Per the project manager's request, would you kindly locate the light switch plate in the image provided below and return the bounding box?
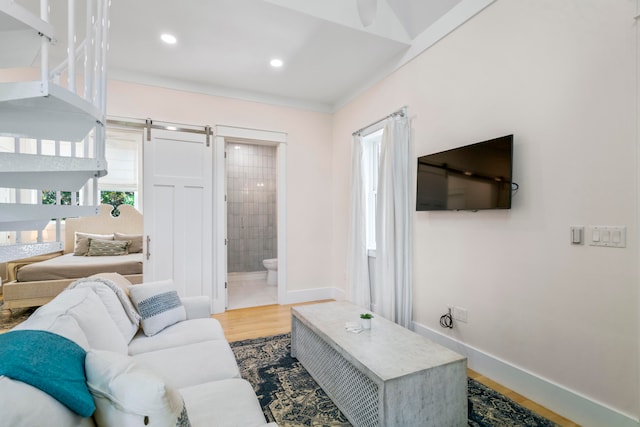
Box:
[589,226,626,248]
[570,226,584,245]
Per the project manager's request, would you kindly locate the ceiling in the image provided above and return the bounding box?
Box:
[22,0,493,112]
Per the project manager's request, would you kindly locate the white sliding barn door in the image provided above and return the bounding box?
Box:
[143,129,213,303]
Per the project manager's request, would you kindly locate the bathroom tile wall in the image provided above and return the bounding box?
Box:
[226,142,277,273]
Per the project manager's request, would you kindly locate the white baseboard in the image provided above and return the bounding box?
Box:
[281,286,344,305]
[411,321,639,427]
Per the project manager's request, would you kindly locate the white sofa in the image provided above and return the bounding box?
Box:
[0,273,276,427]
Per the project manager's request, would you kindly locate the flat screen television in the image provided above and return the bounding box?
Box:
[416,134,513,211]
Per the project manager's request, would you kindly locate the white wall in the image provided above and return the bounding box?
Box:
[106,81,334,293]
[332,0,638,425]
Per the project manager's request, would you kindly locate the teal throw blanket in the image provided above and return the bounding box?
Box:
[0,330,95,417]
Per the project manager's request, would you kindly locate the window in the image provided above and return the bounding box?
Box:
[98,128,143,215]
[362,128,383,251]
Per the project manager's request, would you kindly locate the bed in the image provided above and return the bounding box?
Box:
[2,204,144,310]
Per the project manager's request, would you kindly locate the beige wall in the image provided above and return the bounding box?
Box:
[107,81,334,292]
[332,0,638,424]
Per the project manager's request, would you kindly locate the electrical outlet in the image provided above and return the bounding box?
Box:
[453,306,468,323]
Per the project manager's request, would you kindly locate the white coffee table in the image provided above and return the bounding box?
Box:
[291,301,467,427]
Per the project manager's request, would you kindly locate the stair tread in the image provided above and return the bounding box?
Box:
[0,204,99,232]
[0,81,104,141]
[0,153,106,171]
[0,242,64,264]
[0,0,56,40]
[0,153,106,191]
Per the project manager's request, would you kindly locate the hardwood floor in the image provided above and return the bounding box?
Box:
[212,300,326,342]
[213,302,580,427]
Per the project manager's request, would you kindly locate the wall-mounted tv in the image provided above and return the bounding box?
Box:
[416,135,513,211]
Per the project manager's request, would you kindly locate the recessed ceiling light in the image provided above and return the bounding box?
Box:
[161,34,177,44]
[270,58,283,68]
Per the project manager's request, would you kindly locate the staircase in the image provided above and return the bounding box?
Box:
[0,0,110,262]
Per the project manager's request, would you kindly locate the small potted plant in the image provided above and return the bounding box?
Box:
[360,313,373,329]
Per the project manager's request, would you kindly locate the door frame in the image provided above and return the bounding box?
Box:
[213,125,287,314]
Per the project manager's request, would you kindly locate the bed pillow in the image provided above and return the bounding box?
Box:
[129,281,186,337]
[115,232,143,254]
[86,238,130,256]
[86,350,191,427]
[74,232,114,256]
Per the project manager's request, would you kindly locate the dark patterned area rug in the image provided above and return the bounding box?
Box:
[231,333,559,427]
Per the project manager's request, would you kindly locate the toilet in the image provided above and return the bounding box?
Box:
[263,258,278,286]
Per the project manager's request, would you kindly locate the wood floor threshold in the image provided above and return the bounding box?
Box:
[213,301,580,427]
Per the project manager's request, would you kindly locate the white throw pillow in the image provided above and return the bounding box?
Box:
[85,350,191,427]
[129,281,186,337]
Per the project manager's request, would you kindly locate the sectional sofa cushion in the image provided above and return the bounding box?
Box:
[15,288,128,354]
[180,379,271,427]
[86,350,191,427]
[128,318,226,356]
[132,340,241,389]
[68,277,141,342]
[0,376,96,427]
[130,281,186,336]
[181,296,212,320]
[13,311,90,350]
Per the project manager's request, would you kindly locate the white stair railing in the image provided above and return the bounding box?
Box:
[0,0,110,262]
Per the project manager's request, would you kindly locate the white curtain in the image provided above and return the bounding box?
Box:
[347,133,371,309]
[374,113,413,328]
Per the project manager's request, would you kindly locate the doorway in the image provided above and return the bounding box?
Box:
[225,140,277,309]
[213,125,287,313]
